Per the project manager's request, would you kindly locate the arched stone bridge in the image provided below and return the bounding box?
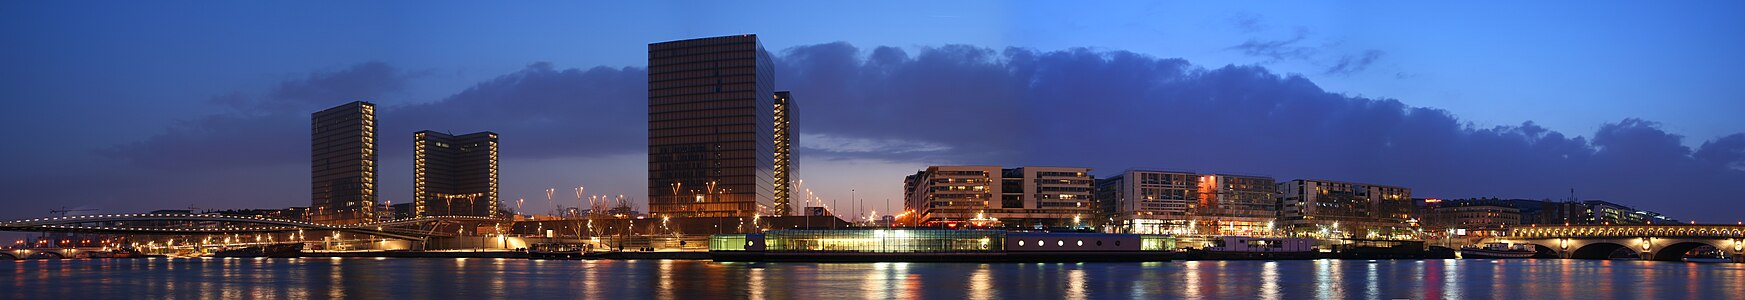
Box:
[1494,225,1745,262]
[0,213,506,242]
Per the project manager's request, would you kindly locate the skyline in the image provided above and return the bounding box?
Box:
[3,2,1744,224]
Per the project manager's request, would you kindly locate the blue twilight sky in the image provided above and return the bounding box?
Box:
[2,1,1742,223]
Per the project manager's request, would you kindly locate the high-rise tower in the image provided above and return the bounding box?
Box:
[647,34,776,218]
[414,131,499,218]
[311,101,377,224]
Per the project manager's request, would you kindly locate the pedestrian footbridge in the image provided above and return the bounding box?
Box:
[0,213,505,243]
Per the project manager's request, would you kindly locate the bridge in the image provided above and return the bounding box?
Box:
[0,213,509,259]
[1496,224,1745,262]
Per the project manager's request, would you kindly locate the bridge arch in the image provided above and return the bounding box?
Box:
[1652,241,1719,262]
[0,252,14,260]
[1570,242,1637,260]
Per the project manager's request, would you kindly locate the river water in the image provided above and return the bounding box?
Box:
[6,258,1743,299]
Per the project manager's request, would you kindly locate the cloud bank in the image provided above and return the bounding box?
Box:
[94,43,1745,221]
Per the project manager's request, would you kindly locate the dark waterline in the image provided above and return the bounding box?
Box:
[6,258,1743,299]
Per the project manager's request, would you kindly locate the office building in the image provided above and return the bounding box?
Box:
[1277,179,1413,239]
[647,34,778,218]
[414,131,499,218]
[904,166,1096,229]
[311,101,377,224]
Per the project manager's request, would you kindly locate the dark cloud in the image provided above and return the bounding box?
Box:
[88,43,1745,222]
[1694,134,1745,170]
[1325,50,1385,75]
[1227,27,1317,61]
[1227,13,1266,33]
[1227,27,1389,76]
[102,62,416,170]
[102,62,646,170]
[381,62,647,159]
[775,43,1745,221]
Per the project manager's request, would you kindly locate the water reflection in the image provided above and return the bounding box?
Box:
[7,258,1745,299]
[1065,267,1086,300]
[1260,261,1280,300]
[968,264,992,300]
[1183,261,1201,299]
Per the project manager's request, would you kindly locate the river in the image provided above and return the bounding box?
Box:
[6,258,1743,299]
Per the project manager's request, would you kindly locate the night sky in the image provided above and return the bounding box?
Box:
[3,1,1742,224]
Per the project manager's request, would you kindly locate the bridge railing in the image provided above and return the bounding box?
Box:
[1508,225,1745,238]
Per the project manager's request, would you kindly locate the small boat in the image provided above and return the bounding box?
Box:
[1683,248,1731,263]
[1461,243,1537,259]
[527,242,593,260]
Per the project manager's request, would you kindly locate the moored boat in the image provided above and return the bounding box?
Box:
[1461,243,1537,259]
[213,243,304,258]
[527,242,594,259]
[1683,247,1731,263]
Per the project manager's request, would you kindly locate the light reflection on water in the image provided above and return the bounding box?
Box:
[5,258,1745,299]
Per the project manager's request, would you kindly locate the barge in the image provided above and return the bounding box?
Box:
[709,229,1174,262]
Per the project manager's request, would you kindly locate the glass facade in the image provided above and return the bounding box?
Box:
[712,230,1175,254]
[710,234,750,251]
[311,101,377,225]
[763,230,1004,253]
[648,35,777,219]
[1141,235,1174,251]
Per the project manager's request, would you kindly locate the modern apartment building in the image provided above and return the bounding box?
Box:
[904,166,1096,229]
[1096,170,1197,234]
[1277,179,1414,238]
[1097,170,1278,235]
[1420,198,1520,237]
[311,101,377,224]
[1193,173,1279,234]
[413,131,499,218]
[647,34,780,218]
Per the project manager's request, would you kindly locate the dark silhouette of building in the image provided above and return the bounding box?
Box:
[647,34,778,218]
[414,131,499,218]
[311,101,377,224]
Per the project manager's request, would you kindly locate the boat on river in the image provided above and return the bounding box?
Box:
[213,243,304,258]
[1460,243,1537,259]
[526,242,596,260]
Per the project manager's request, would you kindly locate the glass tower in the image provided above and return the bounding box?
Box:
[311,101,377,224]
[648,34,776,219]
